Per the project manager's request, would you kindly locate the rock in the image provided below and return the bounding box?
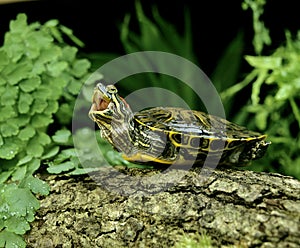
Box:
[25,166,300,247]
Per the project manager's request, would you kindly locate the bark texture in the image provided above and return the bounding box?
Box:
[25,166,300,248]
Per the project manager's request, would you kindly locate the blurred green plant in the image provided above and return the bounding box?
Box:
[222,0,300,178]
[119,1,201,110]
[118,0,244,115]
[242,0,271,54]
[121,1,196,61]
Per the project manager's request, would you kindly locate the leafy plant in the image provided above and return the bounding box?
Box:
[0,13,91,246]
[46,128,133,175]
[120,0,244,115]
[0,13,90,166]
[0,179,48,248]
[223,0,300,178]
[119,1,202,110]
[242,0,271,54]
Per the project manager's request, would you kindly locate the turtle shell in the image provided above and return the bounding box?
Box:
[124,107,270,166]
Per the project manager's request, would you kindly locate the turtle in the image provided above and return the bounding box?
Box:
[88,83,270,166]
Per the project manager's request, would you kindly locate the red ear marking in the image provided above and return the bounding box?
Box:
[120,97,130,108]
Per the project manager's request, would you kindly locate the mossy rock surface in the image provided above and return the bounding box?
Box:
[26,166,300,247]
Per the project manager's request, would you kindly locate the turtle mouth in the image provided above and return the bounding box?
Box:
[91,89,111,112]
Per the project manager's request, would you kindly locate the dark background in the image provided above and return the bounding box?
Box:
[0,0,299,76]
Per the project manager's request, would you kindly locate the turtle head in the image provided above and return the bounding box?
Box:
[89,82,134,138]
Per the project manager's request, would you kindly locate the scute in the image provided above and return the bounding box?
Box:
[134,107,265,141]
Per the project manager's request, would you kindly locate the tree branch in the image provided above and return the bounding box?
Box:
[25,166,300,247]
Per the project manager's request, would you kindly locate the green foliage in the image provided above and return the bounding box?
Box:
[211,31,245,92]
[46,128,134,175]
[211,32,245,114]
[174,232,213,248]
[117,1,244,114]
[121,1,196,61]
[0,182,48,248]
[0,13,90,246]
[222,1,300,179]
[0,230,26,248]
[242,0,271,54]
[0,13,90,161]
[243,32,300,178]
[119,1,203,111]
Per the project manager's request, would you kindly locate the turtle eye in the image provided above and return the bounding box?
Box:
[96,83,106,92]
[107,85,118,94]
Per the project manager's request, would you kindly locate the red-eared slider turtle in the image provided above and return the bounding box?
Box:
[89,83,270,166]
